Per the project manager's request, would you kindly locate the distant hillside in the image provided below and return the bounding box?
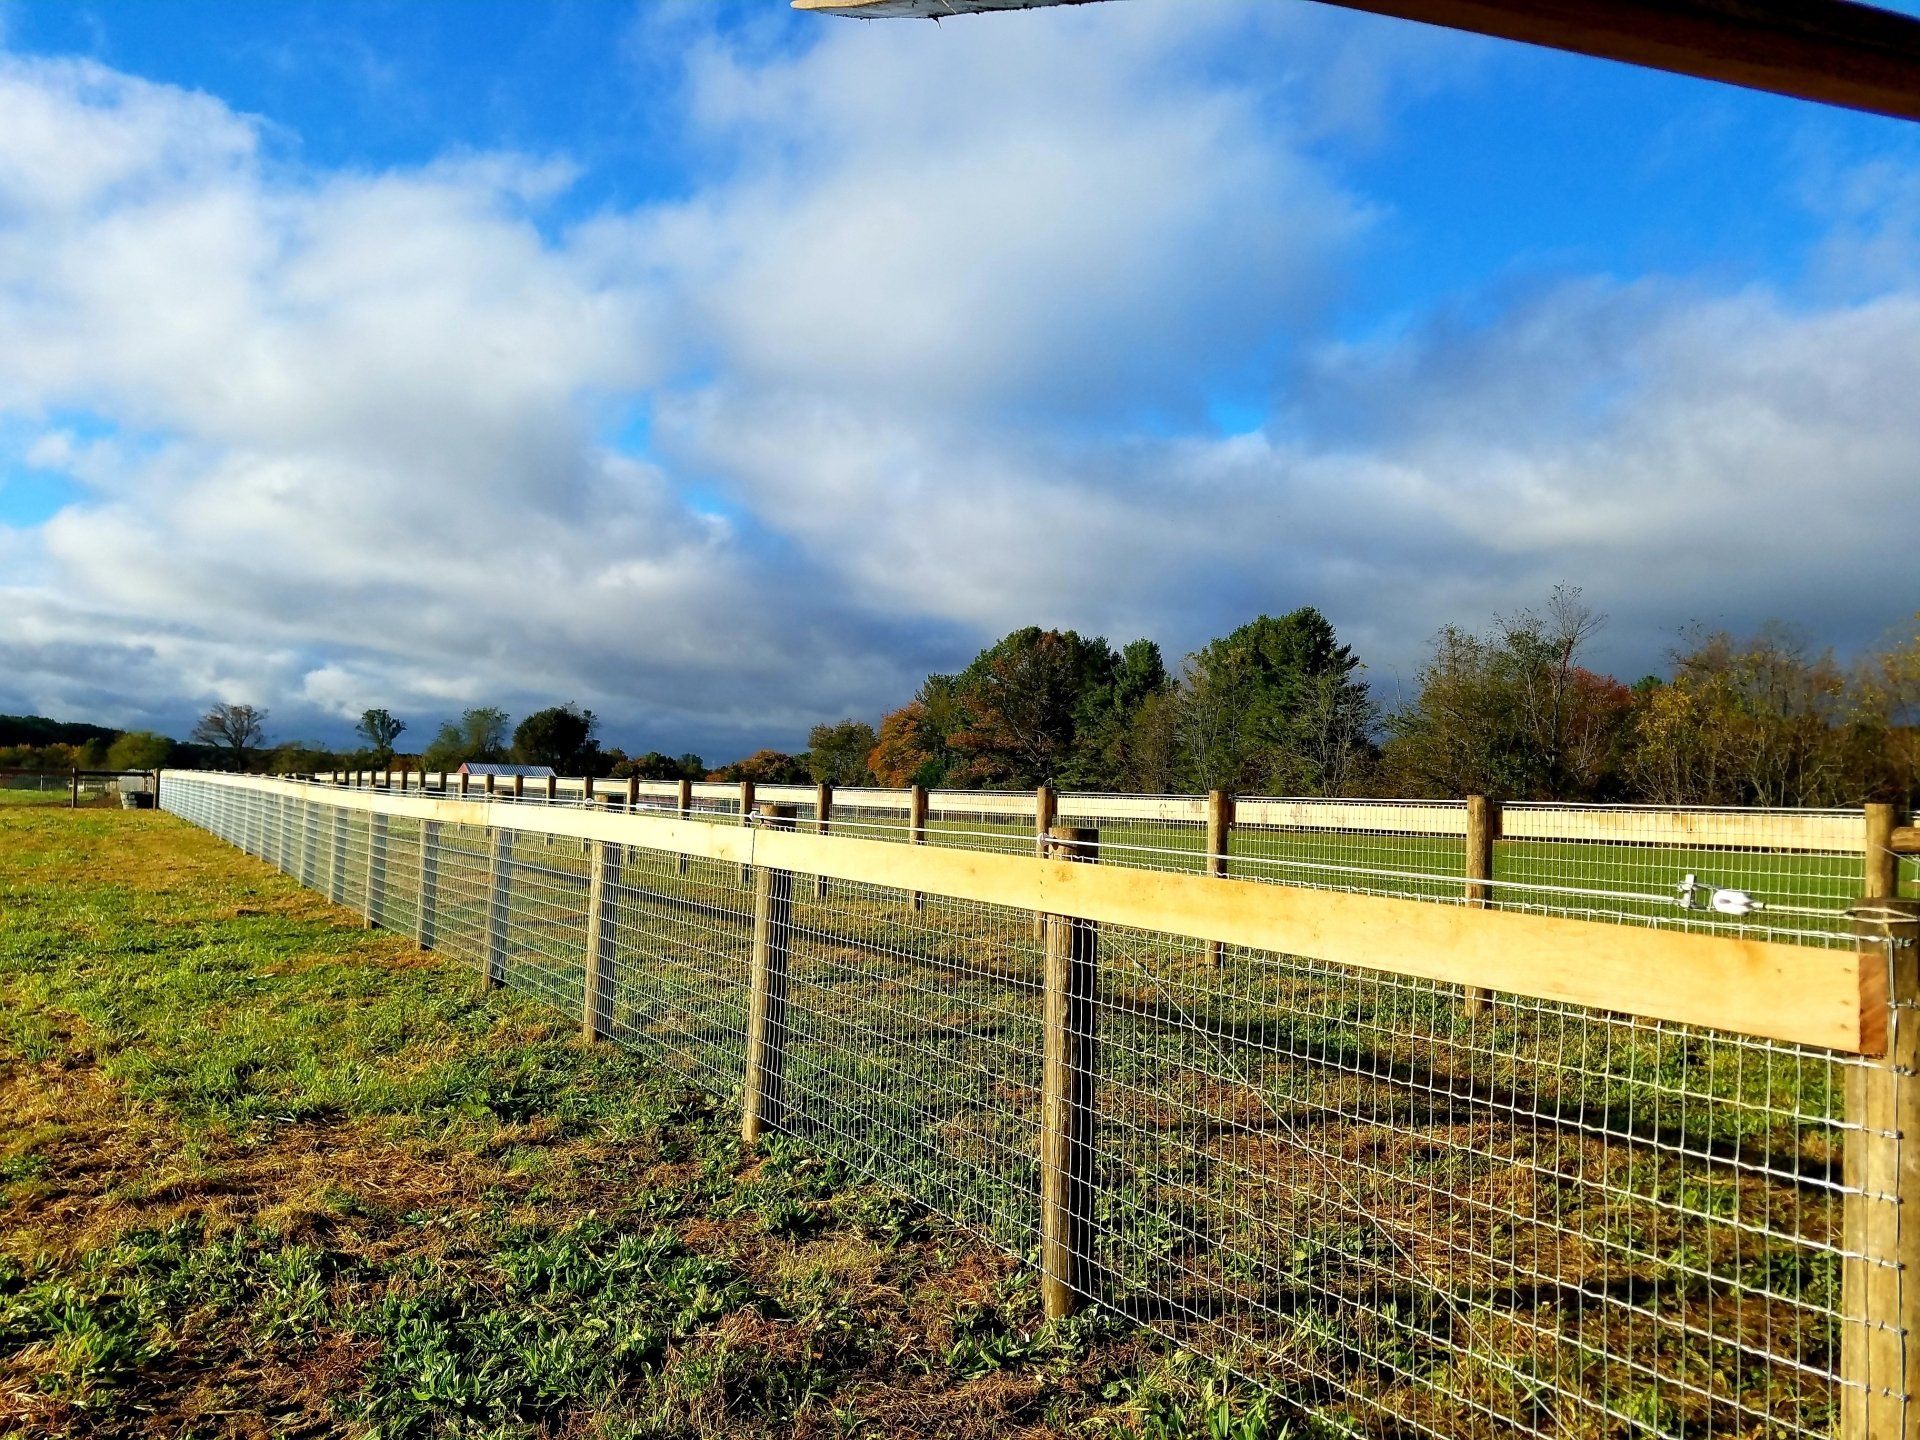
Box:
[0,714,120,749]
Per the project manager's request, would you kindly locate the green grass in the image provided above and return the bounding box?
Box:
[52,787,1881,1439]
[0,807,1298,1440]
[893,810,1871,942]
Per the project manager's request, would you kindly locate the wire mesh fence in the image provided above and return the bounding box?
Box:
[165,773,1917,1439]
[319,774,1875,950]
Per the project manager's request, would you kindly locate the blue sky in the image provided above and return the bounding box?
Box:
[1,0,1918,757]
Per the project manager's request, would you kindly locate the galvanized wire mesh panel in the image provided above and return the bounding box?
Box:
[1234,799,1469,903]
[313,777,1888,945]
[821,787,911,843]
[924,791,1037,857]
[1058,794,1212,875]
[160,774,1908,1439]
[1092,920,1870,1437]
[777,876,1045,1246]
[1497,804,1862,946]
[601,845,753,1096]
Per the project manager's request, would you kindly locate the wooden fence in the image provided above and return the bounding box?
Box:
[169,770,1919,1437]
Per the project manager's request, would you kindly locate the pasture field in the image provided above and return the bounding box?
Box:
[0,792,69,809]
[0,807,1283,1440]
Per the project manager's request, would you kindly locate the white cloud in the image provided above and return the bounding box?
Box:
[0,19,1916,759]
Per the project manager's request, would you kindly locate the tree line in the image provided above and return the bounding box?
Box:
[7,589,1913,806]
[790,588,1918,806]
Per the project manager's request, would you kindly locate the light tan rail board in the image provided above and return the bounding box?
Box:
[243,774,1879,1053]
[316,775,1870,853]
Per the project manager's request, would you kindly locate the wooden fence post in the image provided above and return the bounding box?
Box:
[1034,786,1058,944]
[1462,795,1499,1019]
[415,820,440,951]
[513,774,525,801]
[742,803,797,1146]
[581,835,623,1042]
[483,824,512,991]
[626,775,639,812]
[1041,824,1099,1321]
[677,779,693,876]
[1843,802,1920,1439]
[460,772,471,798]
[738,779,756,883]
[364,810,389,929]
[815,783,833,900]
[484,773,496,799]
[548,774,560,803]
[1206,790,1234,966]
[909,783,929,911]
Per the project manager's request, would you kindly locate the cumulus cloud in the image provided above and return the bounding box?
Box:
[0,15,1916,757]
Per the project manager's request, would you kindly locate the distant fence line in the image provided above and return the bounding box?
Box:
[307,768,1916,951]
[1,768,157,807]
[158,769,1920,1440]
[319,769,1874,849]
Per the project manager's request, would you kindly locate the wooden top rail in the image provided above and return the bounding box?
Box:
[797,0,1920,126]
[229,772,1880,1054]
[317,771,1875,853]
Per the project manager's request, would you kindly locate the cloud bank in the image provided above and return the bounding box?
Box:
[0,7,1915,755]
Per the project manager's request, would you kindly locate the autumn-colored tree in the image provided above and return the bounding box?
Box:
[948,629,1118,787]
[1625,625,1853,806]
[1385,587,1612,799]
[709,749,810,784]
[1853,614,1920,804]
[1561,668,1635,796]
[868,703,939,787]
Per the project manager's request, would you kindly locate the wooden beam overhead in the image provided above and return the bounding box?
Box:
[794,0,1920,124]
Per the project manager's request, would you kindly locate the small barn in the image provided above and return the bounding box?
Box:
[456,762,557,779]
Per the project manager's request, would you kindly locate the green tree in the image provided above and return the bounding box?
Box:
[1175,609,1376,794]
[1062,638,1170,788]
[807,720,878,786]
[1384,587,1610,800]
[191,702,269,770]
[512,704,601,774]
[266,742,336,775]
[612,750,708,781]
[354,708,406,764]
[422,707,510,771]
[106,731,173,770]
